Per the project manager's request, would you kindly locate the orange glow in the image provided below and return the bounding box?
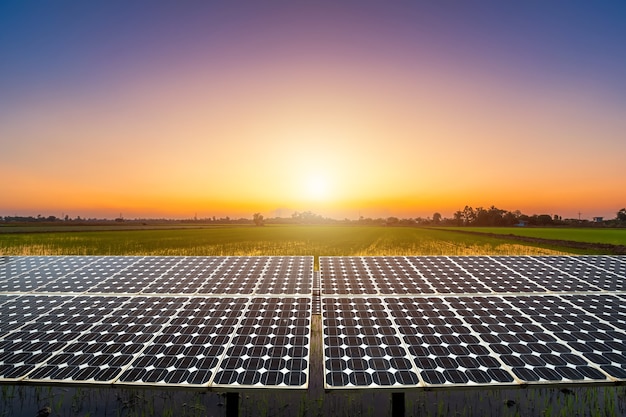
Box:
[1,4,624,220]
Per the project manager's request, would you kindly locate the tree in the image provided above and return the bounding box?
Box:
[462,206,476,225]
[617,208,626,222]
[433,212,442,224]
[386,217,399,225]
[253,213,264,226]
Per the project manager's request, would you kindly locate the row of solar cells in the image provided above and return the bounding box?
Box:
[0,256,313,295]
[0,294,310,388]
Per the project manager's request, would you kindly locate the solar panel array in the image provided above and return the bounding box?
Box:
[0,256,312,388]
[2,255,626,391]
[321,256,626,389]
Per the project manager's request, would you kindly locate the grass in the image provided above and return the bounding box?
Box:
[442,226,626,246]
[0,225,576,259]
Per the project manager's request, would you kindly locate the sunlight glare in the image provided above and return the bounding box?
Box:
[305,174,331,200]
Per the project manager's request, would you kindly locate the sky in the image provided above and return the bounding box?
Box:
[1,1,625,220]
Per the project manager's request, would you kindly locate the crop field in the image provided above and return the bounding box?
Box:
[2,225,625,416]
[444,227,626,246]
[0,225,579,260]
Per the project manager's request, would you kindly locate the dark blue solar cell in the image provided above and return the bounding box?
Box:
[599,365,626,378]
[368,371,393,386]
[465,369,492,383]
[512,367,540,381]
[421,370,446,385]
[349,371,372,386]
[327,372,349,386]
[457,356,480,369]
[488,369,516,383]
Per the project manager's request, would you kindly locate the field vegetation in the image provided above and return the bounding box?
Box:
[443,226,626,246]
[0,225,578,260]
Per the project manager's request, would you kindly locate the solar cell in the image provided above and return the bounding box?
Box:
[0,294,71,333]
[0,256,99,293]
[87,257,183,294]
[458,295,610,384]
[0,296,130,382]
[362,257,435,294]
[321,257,378,295]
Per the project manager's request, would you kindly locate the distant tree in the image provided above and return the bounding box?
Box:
[253,212,264,226]
[453,211,463,226]
[503,211,518,226]
[617,208,626,222]
[386,217,399,225]
[536,214,553,225]
[462,206,476,225]
[433,212,442,224]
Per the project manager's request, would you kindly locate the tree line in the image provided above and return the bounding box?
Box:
[2,207,625,227]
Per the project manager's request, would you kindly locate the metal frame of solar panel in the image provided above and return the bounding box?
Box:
[321,256,626,389]
[0,256,312,389]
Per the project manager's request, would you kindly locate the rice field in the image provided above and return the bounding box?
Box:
[444,226,626,246]
[0,225,576,259]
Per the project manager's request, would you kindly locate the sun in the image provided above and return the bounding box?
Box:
[305,174,330,200]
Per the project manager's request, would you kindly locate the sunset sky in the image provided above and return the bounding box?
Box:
[1,2,625,220]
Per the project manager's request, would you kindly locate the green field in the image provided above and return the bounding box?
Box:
[0,225,583,259]
[444,226,626,246]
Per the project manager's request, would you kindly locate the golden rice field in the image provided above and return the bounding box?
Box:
[0,225,577,259]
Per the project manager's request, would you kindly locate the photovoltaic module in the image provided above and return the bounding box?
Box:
[1,255,625,390]
[320,256,626,388]
[0,256,312,388]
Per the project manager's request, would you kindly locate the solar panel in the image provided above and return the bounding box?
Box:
[450,256,544,293]
[492,256,603,292]
[388,296,517,386]
[118,297,248,386]
[320,256,626,389]
[0,295,130,382]
[323,297,420,388]
[212,297,311,388]
[0,256,57,282]
[2,255,626,392]
[0,256,313,389]
[140,257,225,294]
